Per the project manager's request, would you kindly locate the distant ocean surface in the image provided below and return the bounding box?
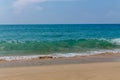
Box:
[0,24,120,58]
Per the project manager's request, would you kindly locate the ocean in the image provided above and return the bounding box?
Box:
[0,24,120,60]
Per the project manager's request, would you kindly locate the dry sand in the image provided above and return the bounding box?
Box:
[0,62,120,80]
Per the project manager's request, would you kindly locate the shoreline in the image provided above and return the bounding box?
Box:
[0,53,120,80]
[1,51,120,61]
[0,52,120,68]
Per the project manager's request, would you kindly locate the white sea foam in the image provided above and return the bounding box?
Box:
[0,49,120,61]
[0,55,52,61]
[111,38,120,45]
[54,49,120,57]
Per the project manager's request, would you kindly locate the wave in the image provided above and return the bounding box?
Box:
[111,38,120,45]
[0,38,119,56]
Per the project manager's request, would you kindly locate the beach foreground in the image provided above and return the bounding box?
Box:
[0,62,120,80]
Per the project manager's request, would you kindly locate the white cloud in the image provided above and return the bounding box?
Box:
[13,0,46,14]
[13,0,79,14]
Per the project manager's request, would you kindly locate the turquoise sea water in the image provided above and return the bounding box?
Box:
[0,24,120,56]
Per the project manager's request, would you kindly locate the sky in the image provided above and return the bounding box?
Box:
[0,0,120,24]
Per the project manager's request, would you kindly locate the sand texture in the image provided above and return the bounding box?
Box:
[0,62,120,80]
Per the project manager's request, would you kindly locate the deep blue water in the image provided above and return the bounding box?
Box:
[0,24,120,56]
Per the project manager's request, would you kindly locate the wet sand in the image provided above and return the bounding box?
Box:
[0,54,120,80]
[0,54,120,68]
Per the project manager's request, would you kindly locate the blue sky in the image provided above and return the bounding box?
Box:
[0,0,120,24]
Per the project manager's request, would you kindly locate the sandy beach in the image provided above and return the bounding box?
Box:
[0,54,120,80]
[0,62,120,80]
